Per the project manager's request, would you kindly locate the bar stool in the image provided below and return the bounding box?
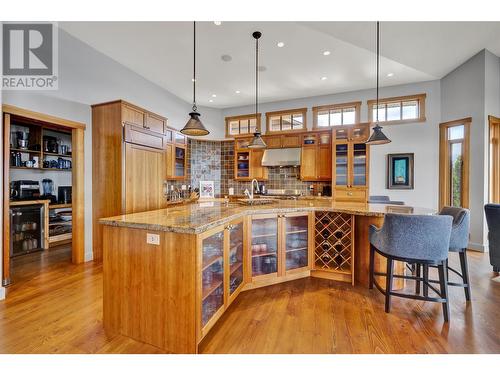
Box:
[369,214,453,322]
[418,207,471,301]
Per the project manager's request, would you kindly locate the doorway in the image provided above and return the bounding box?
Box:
[2,105,85,287]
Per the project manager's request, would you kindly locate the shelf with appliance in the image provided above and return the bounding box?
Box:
[332,123,370,202]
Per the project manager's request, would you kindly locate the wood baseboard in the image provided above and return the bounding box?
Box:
[311,269,352,283]
[242,270,311,291]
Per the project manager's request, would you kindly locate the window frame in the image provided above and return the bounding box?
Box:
[225,113,261,138]
[439,117,471,209]
[265,108,307,134]
[489,115,500,203]
[312,101,361,128]
[367,93,426,125]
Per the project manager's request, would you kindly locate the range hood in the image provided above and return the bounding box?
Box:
[261,148,301,167]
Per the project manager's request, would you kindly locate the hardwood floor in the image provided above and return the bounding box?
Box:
[0,250,499,353]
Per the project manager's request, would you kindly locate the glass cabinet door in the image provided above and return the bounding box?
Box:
[201,230,224,327]
[335,144,348,186]
[251,216,278,277]
[284,215,309,271]
[352,143,367,186]
[174,146,186,177]
[228,221,244,296]
[236,151,250,178]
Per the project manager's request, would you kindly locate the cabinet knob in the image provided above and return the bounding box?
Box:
[347,192,353,196]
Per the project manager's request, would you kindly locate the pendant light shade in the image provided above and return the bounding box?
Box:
[366,21,390,146]
[181,21,209,136]
[247,31,266,149]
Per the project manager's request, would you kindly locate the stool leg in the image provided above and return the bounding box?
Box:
[438,261,450,322]
[415,263,421,295]
[423,264,429,297]
[459,248,471,301]
[369,245,375,289]
[385,258,394,313]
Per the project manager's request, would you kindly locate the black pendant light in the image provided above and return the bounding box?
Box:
[181,21,209,136]
[366,21,391,145]
[247,31,266,149]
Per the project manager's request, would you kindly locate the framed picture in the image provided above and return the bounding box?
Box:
[199,181,215,199]
[387,153,414,189]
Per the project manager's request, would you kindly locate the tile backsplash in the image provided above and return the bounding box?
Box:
[166,139,331,197]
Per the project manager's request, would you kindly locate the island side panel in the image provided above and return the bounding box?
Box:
[354,215,405,290]
[102,225,197,353]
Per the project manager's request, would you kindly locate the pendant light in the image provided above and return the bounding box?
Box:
[181,21,210,136]
[247,31,266,149]
[366,21,391,145]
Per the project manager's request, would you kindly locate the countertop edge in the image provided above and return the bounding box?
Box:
[99,205,387,234]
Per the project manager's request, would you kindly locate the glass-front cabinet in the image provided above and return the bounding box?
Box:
[352,143,367,187]
[227,220,244,302]
[199,217,246,336]
[201,229,225,328]
[284,214,310,272]
[250,215,279,277]
[249,213,311,281]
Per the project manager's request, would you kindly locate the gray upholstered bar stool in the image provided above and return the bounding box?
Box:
[369,214,453,321]
[417,207,471,301]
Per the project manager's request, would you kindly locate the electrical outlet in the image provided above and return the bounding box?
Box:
[146,233,160,245]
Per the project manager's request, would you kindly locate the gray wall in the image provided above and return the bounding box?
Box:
[223,80,442,210]
[440,49,500,250]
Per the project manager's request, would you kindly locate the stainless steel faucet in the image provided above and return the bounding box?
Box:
[245,179,260,201]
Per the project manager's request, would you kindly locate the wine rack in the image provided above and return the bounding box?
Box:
[314,211,354,282]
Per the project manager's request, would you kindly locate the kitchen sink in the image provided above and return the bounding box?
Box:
[235,198,278,206]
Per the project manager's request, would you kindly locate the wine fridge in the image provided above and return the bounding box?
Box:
[10,204,46,257]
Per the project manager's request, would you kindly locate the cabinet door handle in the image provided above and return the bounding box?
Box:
[347,192,353,196]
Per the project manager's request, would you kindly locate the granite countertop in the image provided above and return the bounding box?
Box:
[99,199,436,234]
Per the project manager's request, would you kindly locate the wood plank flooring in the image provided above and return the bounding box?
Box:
[0,248,499,353]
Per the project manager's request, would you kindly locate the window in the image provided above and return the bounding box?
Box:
[312,102,361,128]
[489,115,500,203]
[368,94,426,124]
[265,108,307,133]
[439,118,471,209]
[225,113,261,137]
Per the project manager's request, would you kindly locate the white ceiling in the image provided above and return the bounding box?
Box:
[59,21,500,109]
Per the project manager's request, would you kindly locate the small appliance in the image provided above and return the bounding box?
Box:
[43,135,59,153]
[10,180,40,201]
[40,179,57,204]
[58,186,72,204]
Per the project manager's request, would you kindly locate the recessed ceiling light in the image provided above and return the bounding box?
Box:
[221,54,232,62]
[387,72,394,77]
[211,94,217,98]
[321,76,328,81]
[209,99,214,102]
[214,21,222,26]
[235,90,241,94]
[323,50,331,56]
[258,65,267,72]
[277,41,285,48]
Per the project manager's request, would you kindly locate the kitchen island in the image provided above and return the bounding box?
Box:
[100,199,434,353]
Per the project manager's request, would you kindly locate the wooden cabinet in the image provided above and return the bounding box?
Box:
[300,131,332,181]
[332,123,370,142]
[92,100,170,260]
[247,212,312,285]
[263,134,301,148]
[332,140,369,202]
[198,217,246,340]
[124,143,165,214]
[234,139,268,181]
[122,102,167,135]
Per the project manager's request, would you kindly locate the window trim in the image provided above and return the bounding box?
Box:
[225,113,261,138]
[265,107,307,134]
[439,117,471,209]
[367,93,426,125]
[312,101,361,128]
[489,115,500,203]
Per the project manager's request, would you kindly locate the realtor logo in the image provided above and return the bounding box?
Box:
[2,22,58,90]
